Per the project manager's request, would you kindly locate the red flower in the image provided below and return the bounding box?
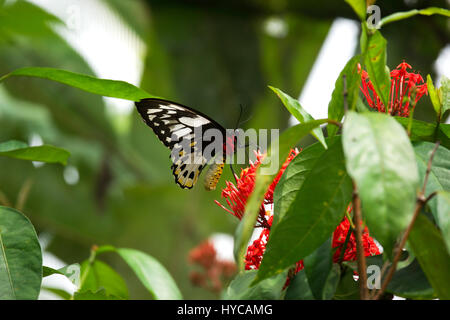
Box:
[332,210,381,263]
[359,61,428,117]
[215,149,300,229]
[216,149,302,271]
[188,240,237,293]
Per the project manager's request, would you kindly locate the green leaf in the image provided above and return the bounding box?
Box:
[269,86,327,149]
[342,112,419,257]
[321,263,341,300]
[333,269,360,300]
[79,260,129,300]
[378,7,450,28]
[234,119,330,270]
[43,266,62,278]
[414,142,450,254]
[441,75,450,119]
[274,138,332,223]
[387,259,435,299]
[394,117,435,141]
[223,270,287,300]
[327,55,361,137]
[0,206,42,300]
[41,287,72,300]
[427,75,442,119]
[43,263,80,286]
[284,269,314,300]
[0,0,63,39]
[394,118,450,150]
[439,124,450,145]
[363,31,390,110]
[304,238,338,300]
[0,67,155,101]
[345,0,366,21]
[409,214,450,299]
[0,140,70,165]
[435,192,450,254]
[74,289,123,300]
[116,248,182,300]
[255,137,352,283]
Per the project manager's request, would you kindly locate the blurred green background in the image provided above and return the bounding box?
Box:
[0,0,448,299]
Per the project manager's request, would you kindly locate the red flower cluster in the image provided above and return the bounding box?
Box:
[216,150,380,274]
[188,240,236,293]
[359,61,428,117]
[215,149,299,229]
[332,212,380,262]
[216,149,304,271]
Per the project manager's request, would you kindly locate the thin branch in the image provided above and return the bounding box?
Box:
[352,181,368,300]
[421,141,440,194]
[373,140,441,299]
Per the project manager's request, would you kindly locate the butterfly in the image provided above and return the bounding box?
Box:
[135,98,236,190]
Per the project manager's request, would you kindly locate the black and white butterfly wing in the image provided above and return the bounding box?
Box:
[135,98,226,189]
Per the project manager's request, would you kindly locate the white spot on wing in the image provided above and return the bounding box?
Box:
[179,116,210,127]
[172,127,192,138]
[169,104,185,110]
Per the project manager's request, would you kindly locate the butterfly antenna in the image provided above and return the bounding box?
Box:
[228,104,245,186]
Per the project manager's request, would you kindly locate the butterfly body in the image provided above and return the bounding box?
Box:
[135,98,233,189]
[204,162,225,191]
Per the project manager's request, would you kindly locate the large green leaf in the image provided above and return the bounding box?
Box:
[223,270,287,300]
[409,214,450,299]
[304,238,339,300]
[78,259,129,300]
[255,137,352,283]
[387,259,435,299]
[0,140,70,165]
[0,67,154,101]
[363,31,390,110]
[394,117,450,150]
[0,206,42,300]
[327,55,361,137]
[273,138,332,223]
[269,86,327,149]
[342,112,419,257]
[233,119,331,270]
[414,142,450,253]
[394,117,436,141]
[435,192,450,254]
[333,268,360,300]
[116,248,182,300]
[284,269,314,300]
